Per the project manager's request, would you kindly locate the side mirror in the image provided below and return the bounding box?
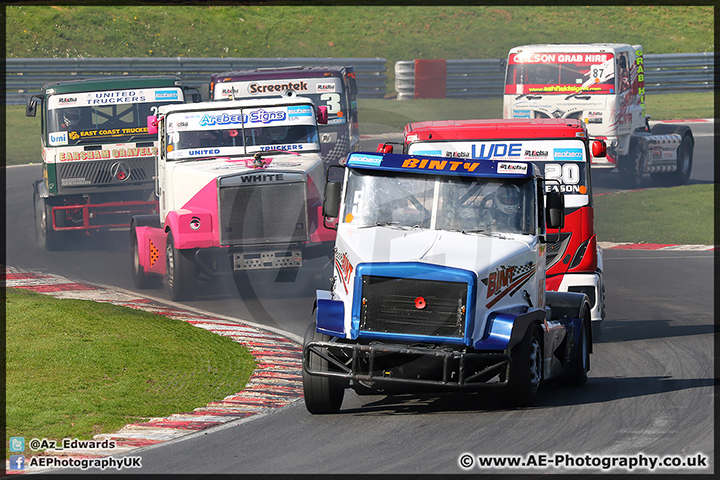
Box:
[26,96,40,117]
[545,190,565,230]
[376,143,394,154]
[317,106,329,125]
[323,181,342,219]
[591,139,607,158]
[147,116,158,135]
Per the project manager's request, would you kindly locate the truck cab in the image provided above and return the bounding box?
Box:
[503,44,694,188]
[303,152,592,414]
[390,118,605,335]
[209,66,360,172]
[26,76,196,250]
[130,96,335,300]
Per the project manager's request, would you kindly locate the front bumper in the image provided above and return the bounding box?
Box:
[304,340,511,390]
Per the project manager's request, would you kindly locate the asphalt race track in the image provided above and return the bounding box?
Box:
[4,121,714,474]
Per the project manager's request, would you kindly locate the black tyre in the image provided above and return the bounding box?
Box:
[671,135,693,185]
[302,322,345,414]
[34,186,61,251]
[131,224,161,289]
[506,324,543,407]
[618,141,647,189]
[165,231,197,301]
[568,310,591,386]
[650,134,693,186]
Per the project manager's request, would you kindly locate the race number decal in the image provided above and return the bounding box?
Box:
[320,93,342,114]
[544,163,580,185]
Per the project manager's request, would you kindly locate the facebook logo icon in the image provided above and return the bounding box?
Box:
[9,455,25,470]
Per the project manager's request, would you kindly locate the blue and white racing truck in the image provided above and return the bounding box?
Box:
[303,152,592,413]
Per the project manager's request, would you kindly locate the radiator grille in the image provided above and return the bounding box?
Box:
[219,181,309,246]
[360,276,468,338]
[57,157,154,191]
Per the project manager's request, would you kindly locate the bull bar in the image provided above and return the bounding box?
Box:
[304,340,512,389]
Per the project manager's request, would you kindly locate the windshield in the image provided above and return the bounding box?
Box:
[46,87,183,146]
[165,104,320,160]
[407,139,591,209]
[343,170,535,235]
[505,51,616,95]
[214,77,348,124]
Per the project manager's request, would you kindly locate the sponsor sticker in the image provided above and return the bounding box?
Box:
[554,148,583,160]
[497,162,528,174]
[317,83,336,93]
[155,90,179,101]
[288,106,313,117]
[49,131,68,146]
[349,154,383,166]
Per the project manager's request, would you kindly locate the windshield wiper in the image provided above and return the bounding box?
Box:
[515,93,543,100]
[565,86,593,101]
[358,221,423,230]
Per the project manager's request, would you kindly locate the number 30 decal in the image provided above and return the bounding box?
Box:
[320,93,341,114]
[545,163,580,184]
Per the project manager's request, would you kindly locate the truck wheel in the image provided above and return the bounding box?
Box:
[165,231,196,301]
[130,224,160,289]
[302,322,345,414]
[671,135,693,185]
[34,189,61,251]
[506,324,543,407]
[618,142,646,189]
[568,310,591,386]
[650,134,693,186]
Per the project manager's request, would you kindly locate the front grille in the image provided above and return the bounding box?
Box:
[219,181,309,246]
[360,276,468,338]
[57,157,154,191]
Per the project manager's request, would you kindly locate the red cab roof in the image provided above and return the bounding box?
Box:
[404,118,587,141]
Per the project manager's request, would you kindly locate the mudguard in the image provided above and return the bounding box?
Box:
[131,214,161,229]
[545,290,590,321]
[650,123,694,142]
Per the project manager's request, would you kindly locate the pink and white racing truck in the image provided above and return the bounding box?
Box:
[130,95,335,300]
[503,43,694,188]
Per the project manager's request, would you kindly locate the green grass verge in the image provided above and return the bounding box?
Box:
[594,184,714,245]
[5,288,256,460]
[6,6,713,62]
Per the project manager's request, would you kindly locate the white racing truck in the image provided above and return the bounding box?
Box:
[130,95,335,300]
[302,151,592,414]
[503,43,694,188]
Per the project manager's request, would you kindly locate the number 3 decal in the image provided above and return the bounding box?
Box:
[320,93,341,114]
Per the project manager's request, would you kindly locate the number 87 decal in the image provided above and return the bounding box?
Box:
[545,163,580,184]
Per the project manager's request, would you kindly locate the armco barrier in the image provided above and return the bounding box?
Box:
[5,57,387,105]
[396,52,714,100]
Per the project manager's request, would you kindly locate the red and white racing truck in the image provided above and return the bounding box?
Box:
[380,118,605,336]
[503,43,694,188]
[130,95,335,300]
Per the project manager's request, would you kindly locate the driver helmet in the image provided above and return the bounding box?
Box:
[496,183,521,215]
[63,108,81,127]
[266,126,288,141]
[535,65,550,83]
